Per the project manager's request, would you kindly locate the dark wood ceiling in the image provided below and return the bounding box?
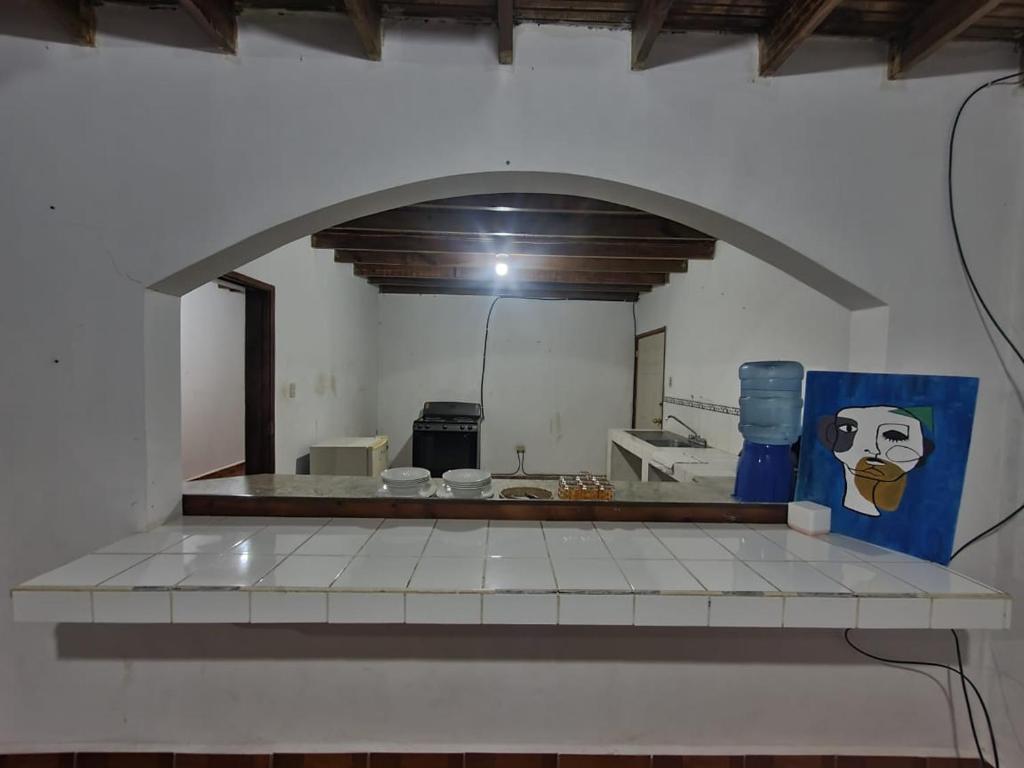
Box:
[33,1,1024,75]
[310,194,717,301]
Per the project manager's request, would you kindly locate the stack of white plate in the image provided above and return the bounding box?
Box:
[377,467,434,498]
[440,468,493,499]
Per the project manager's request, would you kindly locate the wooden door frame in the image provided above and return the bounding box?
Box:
[631,326,666,429]
[220,272,275,474]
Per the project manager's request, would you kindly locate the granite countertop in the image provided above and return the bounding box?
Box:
[183,474,741,505]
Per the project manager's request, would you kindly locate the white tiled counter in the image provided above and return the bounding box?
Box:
[11,518,1010,629]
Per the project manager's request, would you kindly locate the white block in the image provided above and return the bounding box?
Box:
[634,595,709,626]
[709,595,783,627]
[788,500,831,536]
[251,591,327,623]
[857,597,931,628]
[406,593,481,624]
[12,590,92,622]
[172,590,250,623]
[93,590,171,623]
[328,591,404,623]
[783,596,856,628]
[482,593,557,624]
[931,598,1009,630]
[558,594,633,625]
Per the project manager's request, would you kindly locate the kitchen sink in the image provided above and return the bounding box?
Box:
[625,430,705,448]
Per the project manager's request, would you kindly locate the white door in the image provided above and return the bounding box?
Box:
[633,329,666,429]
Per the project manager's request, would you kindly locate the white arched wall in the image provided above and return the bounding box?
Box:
[2,8,1022,760]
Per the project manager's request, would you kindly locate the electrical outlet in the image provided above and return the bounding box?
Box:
[668,376,673,388]
[288,382,296,399]
[515,444,526,453]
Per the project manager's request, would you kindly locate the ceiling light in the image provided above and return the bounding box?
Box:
[495,261,509,277]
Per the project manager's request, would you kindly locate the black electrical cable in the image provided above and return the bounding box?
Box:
[945,70,1024,561]
[844,629,998,767]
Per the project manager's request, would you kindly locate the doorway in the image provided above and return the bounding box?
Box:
[632,327,666,430]
[217,272,276,476]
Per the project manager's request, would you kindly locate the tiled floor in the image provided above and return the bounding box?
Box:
[11,518,1011,629]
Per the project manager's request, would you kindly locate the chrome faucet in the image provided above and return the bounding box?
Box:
[665,414,708,448]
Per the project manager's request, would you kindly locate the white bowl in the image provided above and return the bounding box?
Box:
[442,469,492,487]
[381,467,431,485]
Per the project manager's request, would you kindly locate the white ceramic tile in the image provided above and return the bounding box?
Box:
[259,517,330,527]
[856,597,931,628]
[486,521,548,557]
[95,530,190,554]
[595,523,673,559]
[406,593,481,624]
[22,554,150,587]
[251,591,327,623]
[701,530,797,561]
[617,559,703,592]
[172,590,250,623]
[164,532,256,554]
[645,524,735,560]
[809,561,920,595]
[754,529,862,562]
[329,556,418,590]
[484,557,556,591]
[233,526,323,554]
[558,594,633,625]
[256,555,351,588]
[294,524,379,555]
[12,590,92,622]
[683,560,778,592]
[328,592,404,623]
[327,517,385,528]
[783,596,857,628]
[931,598,1009,629]
[634,595,709,626]
[101,553,217,587]
[747,562,850,594]
[408,558,485,591]
[422,520,488,557]
[93,591,171,623]
[359,520,435,556]
[876,563,997,595]
[551,558,630,591]
[824,534,923,563]
[709,595,783,627]
[542,522,611,558]
[176,554,282,587]
[483,593,558,624]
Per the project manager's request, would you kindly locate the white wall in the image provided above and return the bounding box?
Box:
[378,294,633,473]
[239,241,380,472]
[637,243,852,453]
[180,281,246,479]
[1,6,1023,762]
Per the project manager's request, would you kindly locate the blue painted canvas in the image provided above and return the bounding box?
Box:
[794,371,979,564]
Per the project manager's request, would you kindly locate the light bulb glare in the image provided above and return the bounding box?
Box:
[495,262,509,277]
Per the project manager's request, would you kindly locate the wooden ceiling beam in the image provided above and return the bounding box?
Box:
[498,0,513,63]
[344,0,383,60]
[889,0,1003,79]
[369,278,651,293]
[314,231,716,259]
[355,264,668,285]
[759,0,844,76]
[179,0,238,53]
[337,250,688,273]
[379,285,639,302]
[44,0,96,46]
[631,0,674,70]
[334,208,708,239]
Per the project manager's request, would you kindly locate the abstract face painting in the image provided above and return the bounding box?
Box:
[796,372,978,564]
[818,405,934,517]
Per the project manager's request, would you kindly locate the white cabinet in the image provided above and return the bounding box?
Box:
[309,436,389,477]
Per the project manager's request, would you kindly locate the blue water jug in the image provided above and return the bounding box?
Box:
[734,361,804,503]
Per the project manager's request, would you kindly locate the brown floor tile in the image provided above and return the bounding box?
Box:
[174,756,272,768]
[77,754,174,768]
[652,758,744,768]
[0,757,74,768]
[466,756,558,768]
[746,759,835,768]
[274,756,369,768]
[559,757,652,768]
[837,759,927,768]
[370,756,464,768]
